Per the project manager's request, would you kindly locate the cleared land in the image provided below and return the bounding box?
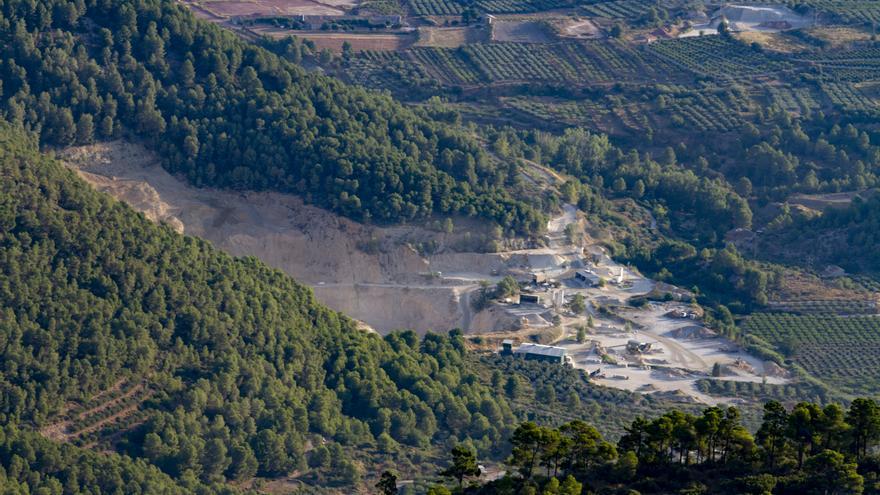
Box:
[62,141,778,405]
[255,27,417,51]
[62,141,462,334]
[558,18,601,38]
[742,313,880,397]
[415,26,490,47]
[491,19,556,43]
[186,0,353,17]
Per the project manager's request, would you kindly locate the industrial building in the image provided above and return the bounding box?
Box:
[519,294,541,305]
[501,340,568,364]
[575,270,601,287]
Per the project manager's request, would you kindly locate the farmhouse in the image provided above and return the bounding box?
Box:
[501,340,568,364]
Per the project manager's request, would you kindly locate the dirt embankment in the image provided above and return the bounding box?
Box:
[62,141,490,334]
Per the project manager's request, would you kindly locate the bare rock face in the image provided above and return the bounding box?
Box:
[61,141,468,334]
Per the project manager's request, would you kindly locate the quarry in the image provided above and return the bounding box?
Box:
[62,140,785,405]
[679,4,813,37]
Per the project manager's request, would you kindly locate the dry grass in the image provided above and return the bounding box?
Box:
[415,26,490,47]
[806,26,874,47]
[252,27,416,51]
[735,31,812,53]
[491,19,556,43]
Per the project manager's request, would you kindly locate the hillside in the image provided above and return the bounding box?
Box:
[0,122,520,487]
[0,0,545,234]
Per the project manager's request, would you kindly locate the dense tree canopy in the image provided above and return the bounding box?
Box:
[0,0,546,233]
[448,398,880,494]
[0,123,517,486]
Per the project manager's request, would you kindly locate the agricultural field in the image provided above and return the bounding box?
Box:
[407,0,574,16]
[646,35,794,80]
[491,20,556,43]
[766,298,880,315]
[503,96,616,130]
[819,81,880,114]
[659,91,749,133]
[346,50,439,89]
[257,27,417,51]
[767,85,822,115]
[463,42,579,81]
[797,0,880,23]
[742,313,880,396]
[803,45,880,82]
[581,0,677,19]
[694,378,831,405]
[410,46,485,84]
[502,88,749,135]
[372,40,664,86]
[185,0,352,18]
[799,26,875,47]
[415,26,490,47]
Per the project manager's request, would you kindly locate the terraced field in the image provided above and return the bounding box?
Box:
[801,46,880,82]
[662,92,748,132]
[767,85,822,115]
[799,0,880,23]
[742,313,880,396]
[353,40,666,86]
[503,96,614,129]
[40,380,153,448]
[695,379,830,405]
[407,0,573,15]
[646,36,793,80]
[413,46,485,83]
[820,81,879,114]
[504,87,749,135]
[581,0,677,19]
[767,298,879,315]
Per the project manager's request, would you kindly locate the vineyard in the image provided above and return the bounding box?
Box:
[502,96,616,130]
[410,47,484,84]
[803,46,880,82]
[407,0,573,15]
[465,42,580,81]
[796,0,880,23]
[662,92,748,133]
[40,380,153,448]
[742,313,880,396]
[581,0,676,19]
[646,36,793,81]
[820,81,879,114]
[766,298,879,315]
[502,87,751,134]
[695,379,830,405]
[345,35,880,96]
[389,40,662,86]
[347,50,440,90]
[767,85,821,116]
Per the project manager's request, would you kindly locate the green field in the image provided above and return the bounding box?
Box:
[742,313,880,396]
[407,0,574,15]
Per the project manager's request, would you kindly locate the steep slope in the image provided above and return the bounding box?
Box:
[0,0,545,233]
[0,123,516,487]
[60,139,472,334]
[0,426,234,494]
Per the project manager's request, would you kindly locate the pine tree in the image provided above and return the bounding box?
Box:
[439,445,481,490]
[75,114,94,144]
[376,471,398,495]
